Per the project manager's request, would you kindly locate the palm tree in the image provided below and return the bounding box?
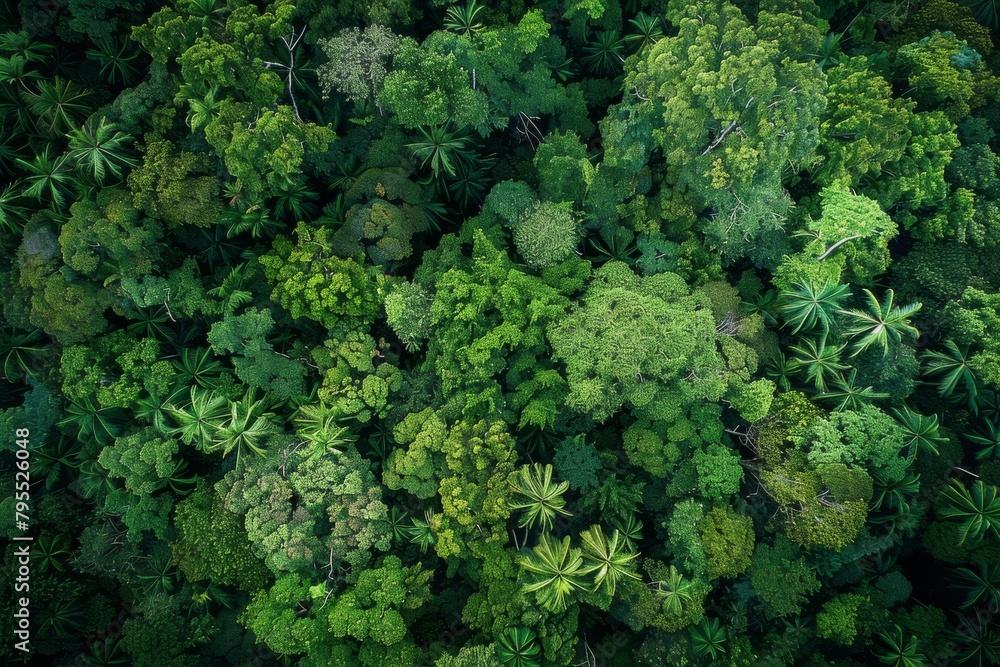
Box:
[872,472,921,513]
[171,348,225,390]
[965,419,1000,462]
[837,288,921,357]
[766,350,797,391]
[0,327,49,381]
[810,32,844,69]
[16,146,76,209]
[690,616,727,660]
[788,337,849,392]
[582,31,626,76]
[508,463,572,532]
[922,340,979,412]
[954,563,1000,612]
[496,627,541,667]
[579,525,641,597]
[206,263,255,313]
[625,13,664,52]
[652,564,695,615]
[176,82,222,131]
[443,0,485,36]
[407,509,437,553]
[818,368,888,411]
[743,287,779,327]
[937,480,1000,545]
[892,406,947,459]
[874,625,926,667]
[611,513,643,549]
[66,117,137,183]
[34,533,71,573]
[159,458,197,495]
[949,608,1000,667]
[128,305,180,342]
[165,387,229,450]
[37,599,83,640]
[86,36,143,86]
[272,180,319,221]
[57,396,126,446]
[521,534,589,613]
[779,279,851,335]
[293,402,356,460]
[211,392,277,468]
[22,76,92,135]
[0,182,30,237]
[407,124,475,179]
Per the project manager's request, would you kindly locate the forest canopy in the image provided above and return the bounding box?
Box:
[2,0,1000,666]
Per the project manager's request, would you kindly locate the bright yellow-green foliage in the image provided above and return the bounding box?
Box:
[260,223,382,329]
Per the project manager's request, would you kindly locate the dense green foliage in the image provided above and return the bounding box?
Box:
[2,0,1000,665]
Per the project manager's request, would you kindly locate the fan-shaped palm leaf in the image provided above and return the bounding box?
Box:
[893,406,946,459]
[508,463,571,532]
[22,76,92,135]
[443,0,485,36]
[922,340,979,411]
[780,279,851,335]
[818,368,888,411]
[521,534,588,613]
[838,288,921,357]
[496,627,541,667]
[937,480,1000,545]
[579,524,640,597]
[788,337,849,392]
[66,117,136,183]
[16,146,76,209]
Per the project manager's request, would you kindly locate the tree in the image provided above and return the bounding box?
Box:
[98,428,192,496]
[66,117,137,184]
[779,185,897,289]
[547,262,720,422]
[259,223,381,330]
[936,480,1000,545]
[699,506,754,579]
[897,30,1000,123]
[779,280,851,336]
[748,536,821,617]
[511,201,581,270]
[578,525,640,597]
[816,593,867,646]
[508,463,571,533]
[815,56,915,188]
[171,482,270,591]
[205,104,335,201]
[207,307,306,401]
[323,555,432,646]
[601,0,826,263]
[874,625,927,667]
[838,289,922,357]
[520,534,588,613]
[379,38,488,129]
[317,25,400,109]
